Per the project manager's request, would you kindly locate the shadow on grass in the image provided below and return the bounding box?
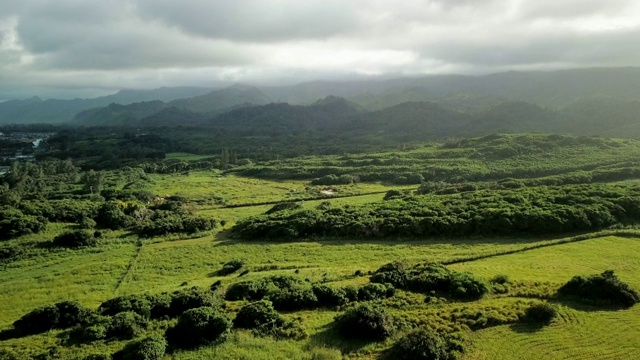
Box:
[550,298,633,313]
[306,323,375,354]
[0,328,20,341]
[509,322,548,334]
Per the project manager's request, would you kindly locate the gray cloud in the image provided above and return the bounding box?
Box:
[0,0,638,99]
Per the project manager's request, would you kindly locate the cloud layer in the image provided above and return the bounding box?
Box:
[1,0,639,99]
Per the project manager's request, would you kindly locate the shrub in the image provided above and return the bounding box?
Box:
[80,324,108,342]
[0,208,47,240]
[490,274,510,285]
[557,270,640,308]
[99,294,152,318]
[448,273,488,300]
[233,300,282,329]
[523,303,557,324]
[217,259,244,276]
[52,230,98,248]
[55,301,92,328]
[106,311,148,340]
[392,328,453,360]
[373,262,488,300]
[169,287,224,317]
[165,307,231,349]
[79,217,97,229]
[268,284,319,311]
[112,335,167,360]
[370,261,408,288]
[334,304,394,341]
[265,202,303,215]
[145,293,172,319]
[255,318,308,340]
[358,283,392,301]
[312,284,349,308]
[225,280,268,301]
[13,305,59,335]
[96,202,131,230]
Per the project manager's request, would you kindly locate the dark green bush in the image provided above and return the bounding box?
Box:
[99,294,152,318]
[225,276,302,301]
[265,202,303,215]
[165,307,231,349]
[392,328,453,360]
[54,301,92,328]
[557,270,640,308]
[12,305,60,335]
[373,262,488,300]
[169,287,224,317]
[268,284,319,311]
[80,324,108,342]
[217,259,244,276]
[106,311,148,340]
[52,230,98,248]
[312,284,349,308]
[112,335,167,360]
[523,303,557,324]
[0,208,47,240]
[95,202,131,230]
[334,304,394,341]
[490,274,510,285]
[233,300,282,329]
[358,283,392,301]
[146,293,172,319]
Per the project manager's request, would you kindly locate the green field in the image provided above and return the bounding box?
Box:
[3,230,640,358]
[3,134,640,359]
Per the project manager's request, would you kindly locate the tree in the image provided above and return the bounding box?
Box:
[82,170,105,194]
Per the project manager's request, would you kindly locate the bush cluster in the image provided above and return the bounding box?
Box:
[371,262,487,300]
[557,270,640,308]
[392,328,456,360]
[334,304,394,341]
[112,335,166,360]
[0,208,47,240]
[233,300,307,339]
[52,230,98,248]
[522,303,557,324]
[217,259,244,276]
[13,301,91,335]
[225,276,394,311]
[232,184,640,240]
[165,307,231,349]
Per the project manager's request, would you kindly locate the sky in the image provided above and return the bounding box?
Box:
[1,0,639,100]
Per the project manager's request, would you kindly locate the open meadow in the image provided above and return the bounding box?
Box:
[2,134,640,359]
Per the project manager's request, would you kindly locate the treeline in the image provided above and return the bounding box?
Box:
[232,183,640,240]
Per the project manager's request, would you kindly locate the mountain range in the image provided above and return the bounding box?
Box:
[1,67,640,140]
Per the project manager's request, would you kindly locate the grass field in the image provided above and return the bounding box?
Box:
[3,164,640,359]
[3,230,640,359]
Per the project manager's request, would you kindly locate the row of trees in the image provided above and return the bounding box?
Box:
[232,183,640,240]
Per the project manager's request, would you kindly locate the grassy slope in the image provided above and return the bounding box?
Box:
[453,236,640,360]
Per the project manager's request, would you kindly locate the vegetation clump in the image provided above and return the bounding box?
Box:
[112,335,167,360]
[265,202,303,214]
[557,270,640,308]
[217,259,244,276]
[522,303,557,324]
[52,230,99,248]
[13,301,91,335]
[372,262,487,300]
[165,307,231,349]
[99,294,152,318]
[392,328,458,360]
[334,304,394,341]
[106,311,148,340]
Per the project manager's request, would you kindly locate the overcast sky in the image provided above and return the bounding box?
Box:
[1,0,639,99]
